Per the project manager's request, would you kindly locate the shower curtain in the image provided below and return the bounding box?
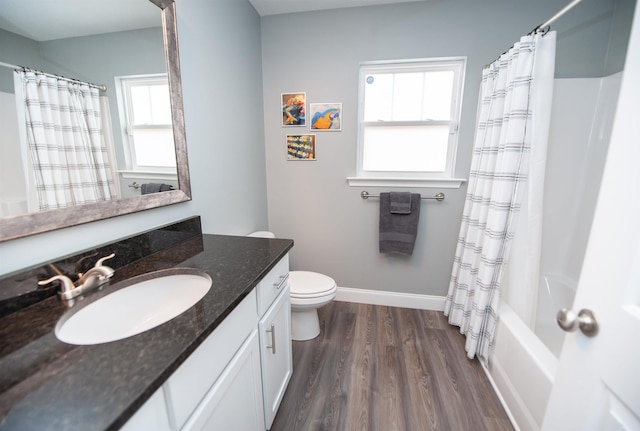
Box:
[444,32,556,360]
[13,69,116,210]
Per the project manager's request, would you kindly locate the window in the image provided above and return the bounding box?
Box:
[116,74,175,174]
[348,58,466,188]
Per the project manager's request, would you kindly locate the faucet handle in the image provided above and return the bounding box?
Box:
[38,275,75,293]
[95,253,115,268]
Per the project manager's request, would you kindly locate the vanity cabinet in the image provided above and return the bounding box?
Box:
[121,254,292,431]
[257,255,292,429]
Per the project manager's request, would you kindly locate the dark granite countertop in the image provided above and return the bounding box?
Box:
[0,231,293,430]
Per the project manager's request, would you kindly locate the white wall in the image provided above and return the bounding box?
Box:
[0,0,268,275]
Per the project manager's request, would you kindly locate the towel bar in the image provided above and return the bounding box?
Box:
[360,191,445,201]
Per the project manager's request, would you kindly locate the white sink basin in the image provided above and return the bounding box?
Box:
[55,269,212,345]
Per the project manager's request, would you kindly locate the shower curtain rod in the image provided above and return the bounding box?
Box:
[532,0,583,34]
[0,61,107,92]
[485,0,583,68]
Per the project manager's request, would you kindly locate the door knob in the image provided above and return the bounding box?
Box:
[556,308,599,337]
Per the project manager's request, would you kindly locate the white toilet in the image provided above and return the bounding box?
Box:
[247,231,337,341]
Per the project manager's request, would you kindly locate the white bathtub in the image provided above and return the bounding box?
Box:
[485,74,621,431]
[486,303,558,431]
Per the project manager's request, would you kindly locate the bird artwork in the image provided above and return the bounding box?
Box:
[311,108,340,129]
[282,94,306,126]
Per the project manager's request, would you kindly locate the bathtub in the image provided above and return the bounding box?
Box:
[485,302,558,431]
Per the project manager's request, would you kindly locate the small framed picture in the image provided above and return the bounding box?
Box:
[310,102,342,131]
[281,92,306,126]
[287,134,316,160]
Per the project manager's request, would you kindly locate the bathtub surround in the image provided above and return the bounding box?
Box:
[486,72,625,431]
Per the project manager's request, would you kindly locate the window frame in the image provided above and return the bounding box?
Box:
[348,57,467,188]
[115,73,177,178]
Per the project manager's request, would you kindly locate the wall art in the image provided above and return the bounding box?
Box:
[287,134,316,160]
[281,92,306,126]
[310,102,342,131]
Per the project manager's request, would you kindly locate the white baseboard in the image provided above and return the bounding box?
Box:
[335,287,445,311]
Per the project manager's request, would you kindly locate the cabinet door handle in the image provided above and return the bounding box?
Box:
[273,273,289,290]
[266,324,276,354]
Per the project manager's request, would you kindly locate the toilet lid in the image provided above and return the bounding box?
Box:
[288,271,336,297]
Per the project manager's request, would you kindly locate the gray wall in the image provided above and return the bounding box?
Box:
[0,29,43,92]
[0,0,268,275]
[261,0,634,295]
[0,0,633,282]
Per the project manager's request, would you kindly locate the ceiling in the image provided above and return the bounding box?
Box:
[0,0,425,42]
[247,0,425,16]
[0,0,160,41]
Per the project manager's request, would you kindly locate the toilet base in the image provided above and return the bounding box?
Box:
[291,308,320,341]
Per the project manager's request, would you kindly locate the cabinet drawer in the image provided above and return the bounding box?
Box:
[165,289,258,430]
[256,254,289,316]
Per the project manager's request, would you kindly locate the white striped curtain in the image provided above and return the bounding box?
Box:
[444,32,556,360]
[13,70,116,210]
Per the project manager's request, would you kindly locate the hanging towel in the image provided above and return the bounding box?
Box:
[389,192,412,214]
[379,192,421,255]
[140,183,174,194]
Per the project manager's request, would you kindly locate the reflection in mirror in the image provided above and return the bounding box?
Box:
[0,0,191,241]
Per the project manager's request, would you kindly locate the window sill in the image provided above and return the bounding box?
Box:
[346,176,466,188]
[118,170,178,181]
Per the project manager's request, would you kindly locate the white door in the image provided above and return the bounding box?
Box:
[541,8,640,431]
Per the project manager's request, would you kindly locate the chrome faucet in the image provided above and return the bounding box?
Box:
[39,253,116,301]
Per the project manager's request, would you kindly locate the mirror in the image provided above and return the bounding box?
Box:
[0,0,191,241]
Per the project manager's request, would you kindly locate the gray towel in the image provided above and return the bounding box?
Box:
[379,192,421,255]
[141,183,174,194]
[390,192,412,214]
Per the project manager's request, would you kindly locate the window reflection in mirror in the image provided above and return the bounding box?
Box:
[116,74,177,173]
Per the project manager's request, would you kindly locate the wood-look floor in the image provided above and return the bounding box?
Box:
[271,301,514,431]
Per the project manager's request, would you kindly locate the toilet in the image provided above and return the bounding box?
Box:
[247,231,337,341]
[288,270,337,340]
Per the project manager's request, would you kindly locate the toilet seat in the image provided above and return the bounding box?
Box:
[288,271,337,299]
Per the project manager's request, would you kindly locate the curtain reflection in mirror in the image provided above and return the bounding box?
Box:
[13,69,119,211]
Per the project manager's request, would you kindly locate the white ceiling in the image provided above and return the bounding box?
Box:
[247,0,425,16]
[0,0,160,41]
[0,0,424,42]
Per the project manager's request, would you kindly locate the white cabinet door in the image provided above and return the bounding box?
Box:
[259,284,292,429]
[182,329,266,431]
[120,387,171,431]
